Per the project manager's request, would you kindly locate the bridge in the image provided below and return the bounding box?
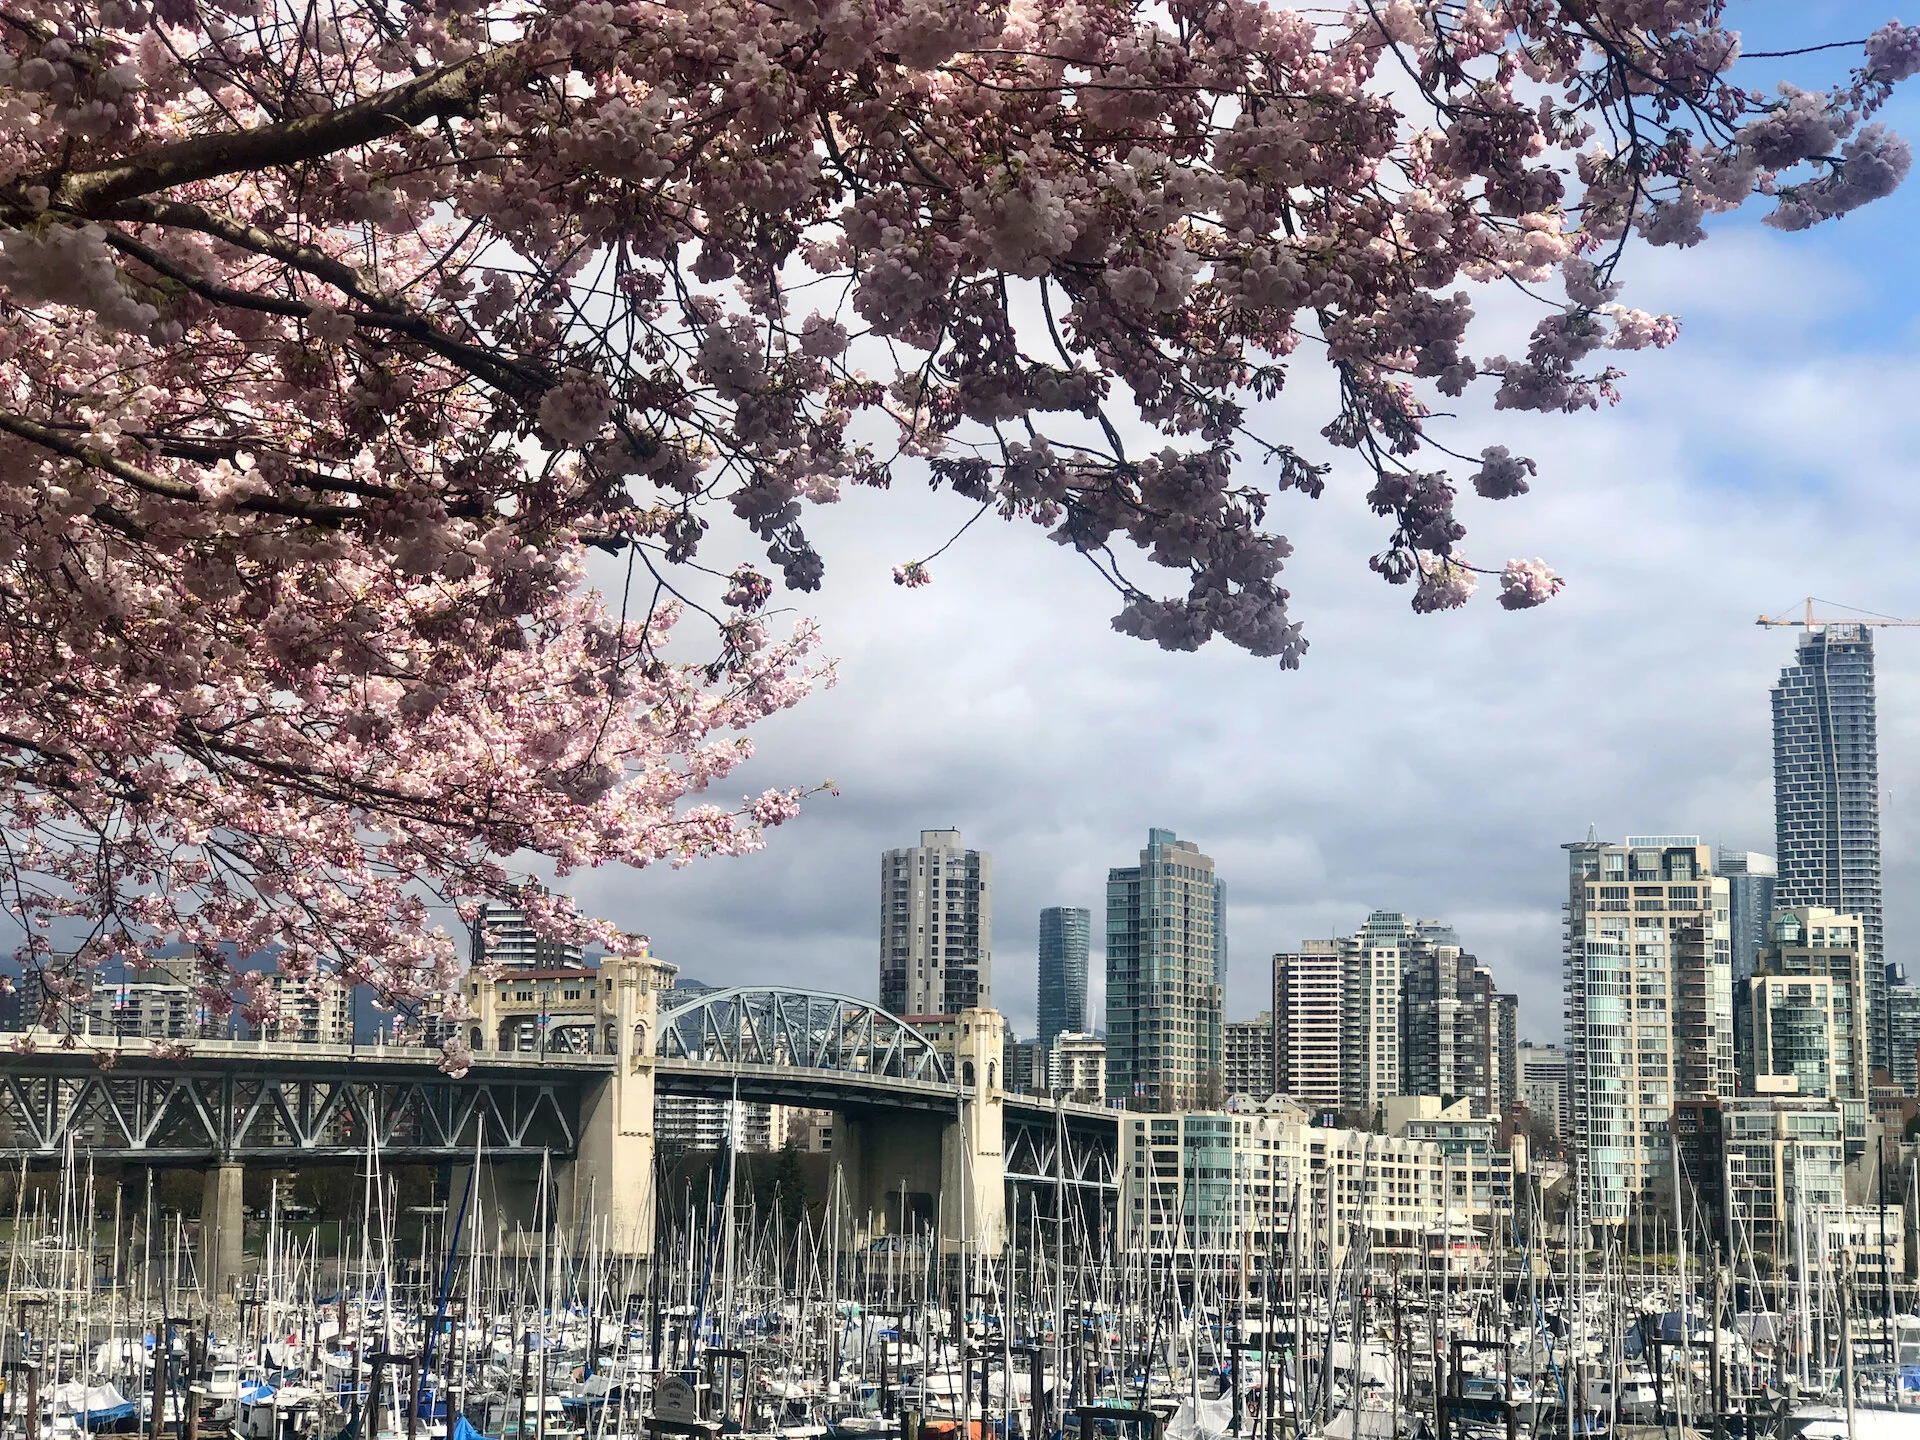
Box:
[0,960,1120,1295]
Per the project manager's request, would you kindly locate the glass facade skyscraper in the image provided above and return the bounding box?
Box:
[1719,849,1778,988]
[1722,848,1778,1085]
[1105,828,1225,1111]
[1036,906,1091,1045]
[1773,627,1886,1072]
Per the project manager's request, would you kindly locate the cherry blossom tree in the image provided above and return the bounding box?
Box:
[0,0,1912,1046]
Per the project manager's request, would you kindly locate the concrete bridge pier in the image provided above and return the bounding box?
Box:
[831,1106,943,1239]
[200,1161,245,1302]
[831,1008,1007,1255]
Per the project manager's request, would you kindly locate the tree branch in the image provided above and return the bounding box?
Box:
[21,41,538,214]
[90,203,550,398]
[0,410,362,524]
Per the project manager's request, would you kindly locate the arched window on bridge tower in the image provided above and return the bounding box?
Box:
[963,1060,975,1088]
[988,1061,996,1089]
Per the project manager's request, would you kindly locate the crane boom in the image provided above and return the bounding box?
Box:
[1756,597,1920,628]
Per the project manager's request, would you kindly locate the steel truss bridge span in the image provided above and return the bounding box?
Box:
[653,987,950,1083]
[0,1040,598,1163]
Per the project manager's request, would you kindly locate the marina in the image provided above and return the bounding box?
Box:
[5,1137,1920,1440]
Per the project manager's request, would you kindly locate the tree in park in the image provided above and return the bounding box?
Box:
[0,0,1913,1057]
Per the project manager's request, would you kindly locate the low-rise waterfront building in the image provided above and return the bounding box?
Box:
[1387,1095,1514,1222]
[1120,1098,1458,1266]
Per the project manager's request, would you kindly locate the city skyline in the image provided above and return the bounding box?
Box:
[556,610,1889,1059]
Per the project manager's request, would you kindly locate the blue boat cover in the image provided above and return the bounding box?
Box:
[79,1402,140,1430]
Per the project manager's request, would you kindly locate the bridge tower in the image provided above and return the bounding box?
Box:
[563,952,675,1258]
[943,1006,1007,1254]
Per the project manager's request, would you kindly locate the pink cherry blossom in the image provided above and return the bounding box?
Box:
[0,0,1908,1042]
[1867,22,1920,83]
[1470,447,1536,501]
[1499,559,1565,611]
[1412,560,1476,614]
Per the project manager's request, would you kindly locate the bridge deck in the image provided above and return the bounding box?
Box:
[0,1032,1117,1166]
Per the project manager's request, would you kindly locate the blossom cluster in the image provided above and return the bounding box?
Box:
[0,0,1909,1035]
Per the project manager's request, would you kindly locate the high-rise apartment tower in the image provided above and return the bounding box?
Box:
[1037,906,1091,1045]
[1399,941,1496,1114]
[1104,829,1225,1110]
[1340,910,1414,1112]
[1889,982,1920,1094]
[1224,1013,1276,1100]
[471,901,587,970]
[1744,905,1870,1152]
[880,830,993,1016]
[1495,994,1520,1111]
[1272,944,1343,1110]
[1564,835,1731,1230]
[1773,627,1887,1071]
[1517,1043,1568,1138]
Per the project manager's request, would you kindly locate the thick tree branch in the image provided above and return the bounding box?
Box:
[0,410,362,523]
[89,203,550,397]
[19,41,537,213]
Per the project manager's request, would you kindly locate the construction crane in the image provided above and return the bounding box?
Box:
[1757,597,1920,630]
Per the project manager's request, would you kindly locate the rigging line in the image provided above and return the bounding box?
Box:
[1806,596,1916,623]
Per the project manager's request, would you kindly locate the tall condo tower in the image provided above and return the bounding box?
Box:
[1564,835,1731,1232]
[879,830,992,1016]
[471,901,587,970]
[1773,626,1887,1071]
[1105,828,1225,1111]
[1272,944,1343,1110]
[1037,906,1091,1045]
[1340,910,1415,1111]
